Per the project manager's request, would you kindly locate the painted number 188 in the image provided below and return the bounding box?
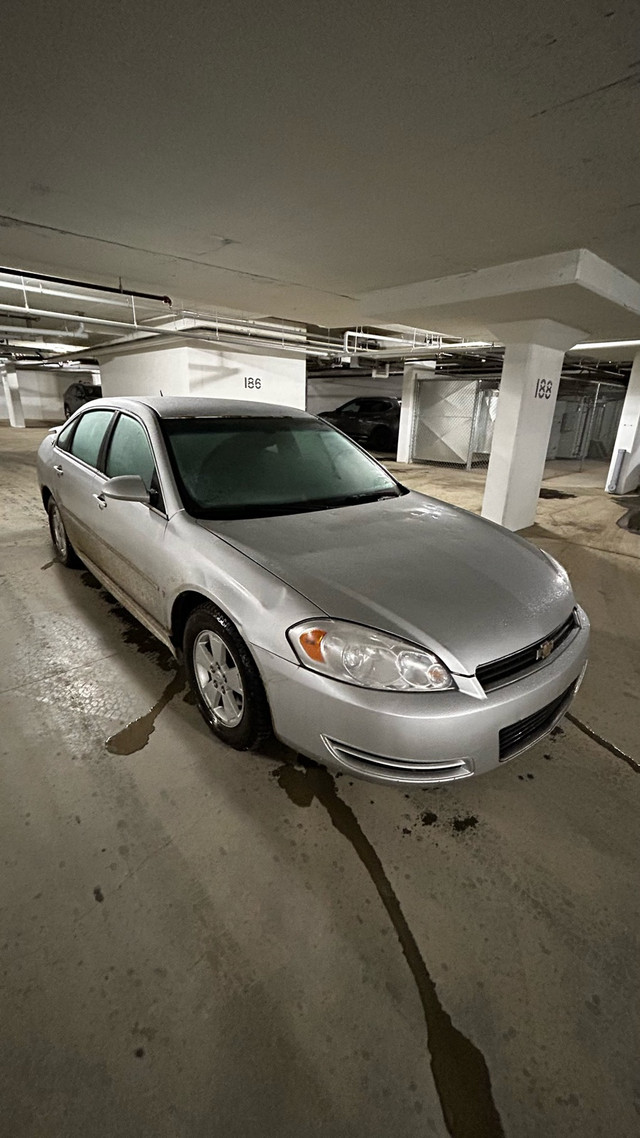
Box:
[534,378,553,399]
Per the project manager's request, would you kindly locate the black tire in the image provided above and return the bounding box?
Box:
[63,403,71,419]
[184,603,272,751]
[369,426,394,452]
[47,497,80,567]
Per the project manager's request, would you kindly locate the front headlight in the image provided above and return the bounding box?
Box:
[287,619,455,692]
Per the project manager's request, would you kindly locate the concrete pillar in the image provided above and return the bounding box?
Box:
[606,350,640,494]
[98,340,306,409]
[481,320,585,531]
[1,364,25,428]
[397,362,436,462]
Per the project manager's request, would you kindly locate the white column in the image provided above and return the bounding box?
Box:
[606,350,640,494]
[1,364,25,428]
[98,340,306,409]
[396,362,436,462]
[481,320,585,531]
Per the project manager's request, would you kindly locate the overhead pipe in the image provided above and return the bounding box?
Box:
[0,300,342,361]
[0,323,88,339]
[0,266,172,306]
[15,326,335,368]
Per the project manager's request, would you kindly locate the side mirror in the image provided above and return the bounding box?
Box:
[102,475,150,504]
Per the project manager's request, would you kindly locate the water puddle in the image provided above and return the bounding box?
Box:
[106,669,186,755]
[274,759,504,1138]
[616,506,640,533]
[539,488,576,500]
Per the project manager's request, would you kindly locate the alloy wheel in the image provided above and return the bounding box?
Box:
[193,630,245,728]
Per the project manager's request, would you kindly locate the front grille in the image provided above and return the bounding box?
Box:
[477,610,578,691]
[498,682,576,761]
[322,737,473,783]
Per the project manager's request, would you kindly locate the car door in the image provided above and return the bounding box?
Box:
[90,412,169,624]
[53,408,116,564]
[332,399,364,438]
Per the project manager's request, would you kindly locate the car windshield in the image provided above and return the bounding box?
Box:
[161,416,405,518]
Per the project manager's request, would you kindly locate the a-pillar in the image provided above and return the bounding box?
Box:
[1,364,25,428]
[606,349,640,494]
[481,320,585,531]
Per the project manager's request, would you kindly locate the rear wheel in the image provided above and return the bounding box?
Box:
[47,498,80,567]
[184,603,272,751]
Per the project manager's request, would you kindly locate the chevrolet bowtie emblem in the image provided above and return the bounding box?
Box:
[536,639,554,661]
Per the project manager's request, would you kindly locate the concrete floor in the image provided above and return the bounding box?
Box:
[1,427,640,1138]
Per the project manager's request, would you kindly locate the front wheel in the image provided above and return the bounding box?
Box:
[47,498,80,567]
[184,604,272,751]
[369,425,394,452]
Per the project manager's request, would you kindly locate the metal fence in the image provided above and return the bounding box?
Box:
[405,375,624,488]
[410,375,498,472]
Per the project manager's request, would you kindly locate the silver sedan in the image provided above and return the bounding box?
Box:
[37,396,589,785]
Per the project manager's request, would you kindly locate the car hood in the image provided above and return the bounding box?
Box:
[201,491,574,674]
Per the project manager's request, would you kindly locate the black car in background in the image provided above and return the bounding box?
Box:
[63,380,102,419]
[318,396,401,452]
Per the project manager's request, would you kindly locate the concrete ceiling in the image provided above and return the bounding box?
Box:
[2,1,640,333]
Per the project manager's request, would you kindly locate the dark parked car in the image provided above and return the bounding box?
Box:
[63,380,102,419]
[318,396,401,452]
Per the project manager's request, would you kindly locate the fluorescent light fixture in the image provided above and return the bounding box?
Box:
[570,339,640,351]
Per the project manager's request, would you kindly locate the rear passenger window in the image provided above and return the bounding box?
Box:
[70,410,114,468]
[105,414,156,490]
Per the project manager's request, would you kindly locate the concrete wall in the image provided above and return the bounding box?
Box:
[0,369,97,424]
[99,344,189,399]
[306,374,403,417]
[186,344,305,408]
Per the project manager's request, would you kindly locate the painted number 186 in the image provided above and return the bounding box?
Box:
[534,378,553,399]
[244,376,262,389]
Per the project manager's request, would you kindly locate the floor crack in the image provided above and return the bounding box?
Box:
[565,713,640,773]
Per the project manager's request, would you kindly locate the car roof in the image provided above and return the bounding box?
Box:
[82,396,313,420]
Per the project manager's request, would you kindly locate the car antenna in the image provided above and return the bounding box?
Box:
[159,389,163,396]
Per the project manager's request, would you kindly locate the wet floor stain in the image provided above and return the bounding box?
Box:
[80,570,176,672]
[40,559,55,570]
[111,611,174,671]
[105,670,186,756]
[93,886,104,903]
[565,712,640,773]
[452,815,479,832]
[421,810,438,827]
[274,759,504,1138]
[616,506,640,533]
[538,488,576,500]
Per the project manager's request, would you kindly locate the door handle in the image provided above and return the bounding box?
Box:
[93,493,108,510]
[54,464,63,477]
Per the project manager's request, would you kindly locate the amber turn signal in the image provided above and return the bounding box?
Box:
[299,628,327,662]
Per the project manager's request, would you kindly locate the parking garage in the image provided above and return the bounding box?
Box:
[2,4,640,1137]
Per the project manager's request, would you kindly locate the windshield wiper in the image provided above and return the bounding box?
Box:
[196,486,405,520]
[336,489,401,505]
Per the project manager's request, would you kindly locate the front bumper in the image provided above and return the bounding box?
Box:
[254,615,589,785]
